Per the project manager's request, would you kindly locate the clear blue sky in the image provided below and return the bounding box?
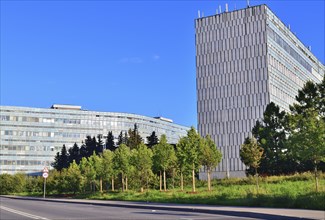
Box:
[1,0,324,127]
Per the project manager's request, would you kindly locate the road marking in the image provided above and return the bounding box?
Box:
[0,205,50,220]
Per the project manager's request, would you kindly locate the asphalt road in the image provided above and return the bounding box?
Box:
[0,197,254,220]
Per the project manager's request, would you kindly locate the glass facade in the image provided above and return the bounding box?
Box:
[0,105,189,174]
[195,5,324,179]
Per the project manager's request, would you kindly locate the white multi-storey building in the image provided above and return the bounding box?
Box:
[0,104,189,174]
[195,4,324,178]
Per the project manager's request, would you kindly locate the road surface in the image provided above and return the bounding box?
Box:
[0,196,254,220]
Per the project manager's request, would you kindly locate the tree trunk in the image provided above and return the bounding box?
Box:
[180,172,184,191]
[125,175,128,191]
[140,187,144,193]
[163,168,167,191]
[146,176,149,192]
[111,176,115,191]
[172,168,175,189]
[255,167,259,194]
[207,168,211,191]
[314,162,319,192]
[121,173,125,192]
[192,166,196,193]
[159,171,162,191]
[100,177,103,193]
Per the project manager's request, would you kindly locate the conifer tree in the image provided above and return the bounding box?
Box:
[117,131,128,146]
[146,131,159,148]
[106,131,116,151]
[68,143,80,165]
[96,134,104,155]
[127,124,143,149]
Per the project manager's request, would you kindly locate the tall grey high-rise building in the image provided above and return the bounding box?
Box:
[195,4,324,178]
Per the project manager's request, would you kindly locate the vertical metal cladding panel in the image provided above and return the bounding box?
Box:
[196,5,269,179]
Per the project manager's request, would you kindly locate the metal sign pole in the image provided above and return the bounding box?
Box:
[43,177,46,198]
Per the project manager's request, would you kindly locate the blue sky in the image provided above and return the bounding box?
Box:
[1,0,324,128]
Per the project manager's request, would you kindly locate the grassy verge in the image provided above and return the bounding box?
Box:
[15,173,325,210]
[73,178,325,210]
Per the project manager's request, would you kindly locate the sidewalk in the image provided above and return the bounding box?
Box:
[2,195,324,220]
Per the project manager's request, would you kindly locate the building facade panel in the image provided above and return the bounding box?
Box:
[0,105,189,174]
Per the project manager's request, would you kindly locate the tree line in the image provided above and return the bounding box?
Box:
[240,77,325,191]
[50,125,222,194]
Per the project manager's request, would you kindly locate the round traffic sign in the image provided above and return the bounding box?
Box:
[42,172,49,178]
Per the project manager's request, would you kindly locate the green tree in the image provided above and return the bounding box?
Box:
[127,124,143,149]
[52,152,61,171]
[147,131,159,149]
[252,102,292,175]
[117,131,128,146]
[65,160,83,194]
[152,135,176,191]
[131,143,153,192]
[240,137,264,192]
[79,141,88,158]
[68,143,80,165]
[200,135,222,191]
[79,157,96,192]
[176,137,189,191]
[290,79,324,118]
[287,110,325,192]
[52,145,69,172]
[96,135,104,155]
[85,136,97,157]
[102,150,115,191]
[0,174,15,194]
[106,131,116,151]
[318,76,325,117]
[113,144,131,191]
[90,152,105,193]
[184,127,202,193]
[176,127,201,192]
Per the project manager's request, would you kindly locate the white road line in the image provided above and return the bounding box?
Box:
[0,205,50,220]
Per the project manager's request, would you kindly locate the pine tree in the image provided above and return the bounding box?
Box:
[85,136,96,157]
[80,141,88,158]
[59,144,69,170]
[68,143,80,165]
[117,131,128,146]
[52,152,61,171]
[127,124,143,149]
[106,131,116,151]
[96,134,104,155]
[146,131,159,148]
[252,102,292,175]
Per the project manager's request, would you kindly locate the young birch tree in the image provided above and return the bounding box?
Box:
[131,143,153,192]
[152,135,176,191]
[240,137,264,193]
[113,144,131,191]
[200,135,222,191]
[102,150,115,191]
[288,110,325,192]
